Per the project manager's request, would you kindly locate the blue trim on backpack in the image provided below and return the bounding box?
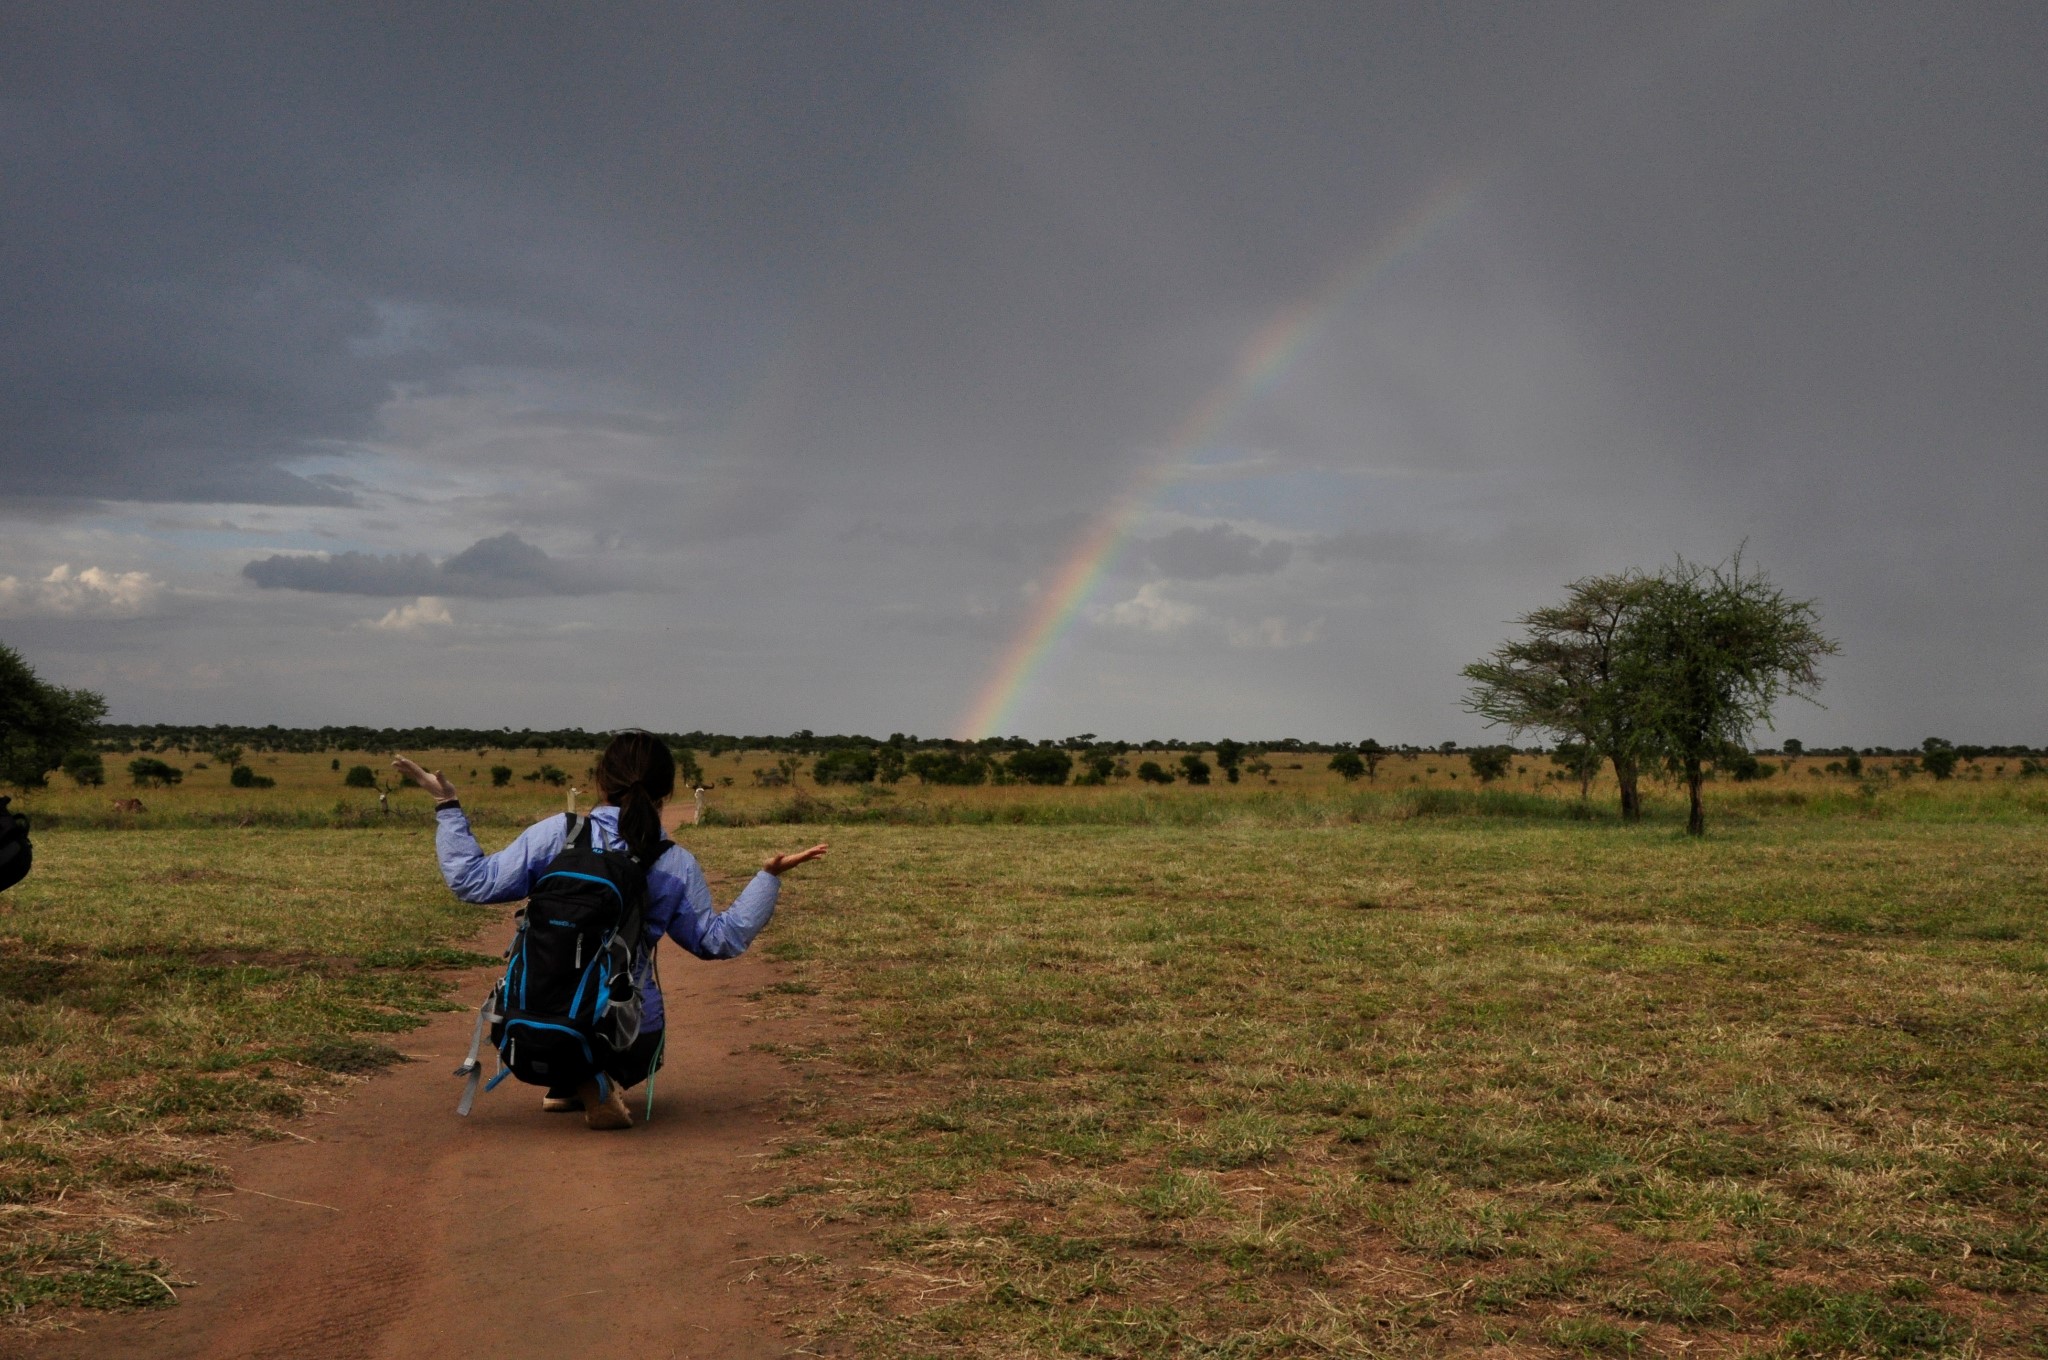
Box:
[501,1017,596,1068]
[568,955,598,1019]
[537,870,624,906]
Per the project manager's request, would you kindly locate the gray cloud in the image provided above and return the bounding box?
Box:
[242,533,626,598]
[1142,524,1293,579]
[3,4,2044,744]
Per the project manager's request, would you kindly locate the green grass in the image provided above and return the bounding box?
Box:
[0,830,490,1315]
[5,795,2048,1354]
[732,816,2048,1356]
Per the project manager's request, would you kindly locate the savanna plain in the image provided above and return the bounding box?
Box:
[3,749,2046,1357]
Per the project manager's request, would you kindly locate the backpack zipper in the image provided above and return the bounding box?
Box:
[574,934,582,969]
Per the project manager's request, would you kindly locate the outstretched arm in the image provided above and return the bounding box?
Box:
[666,843,828,959]
[764,844,829,876]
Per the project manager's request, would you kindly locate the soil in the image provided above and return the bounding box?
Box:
[22,907,841,1360]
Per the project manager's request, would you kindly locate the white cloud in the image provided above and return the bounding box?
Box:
[364,596,454,633]
[0,564,165,617]
[1095,582,1199,633]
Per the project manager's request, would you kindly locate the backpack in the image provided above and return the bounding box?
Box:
[455,812,665,1115]
[0,798,29,894]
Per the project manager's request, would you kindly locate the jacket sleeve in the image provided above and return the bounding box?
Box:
[665,857,780,960]
[436,808,562,904]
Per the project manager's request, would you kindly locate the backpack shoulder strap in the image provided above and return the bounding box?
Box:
[563,811,589,849]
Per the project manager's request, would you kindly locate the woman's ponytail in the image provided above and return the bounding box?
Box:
[615,780,663,866]
[593,732,676,866]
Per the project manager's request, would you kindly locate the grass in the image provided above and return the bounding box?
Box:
[728,812,2048,1356]
[0,830,491,1316]
[3,768,2046,1354]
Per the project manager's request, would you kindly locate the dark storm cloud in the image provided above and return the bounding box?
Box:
[0,3,989,505]
[242,533,626,598]
[5,3,2045,742]
[1141,525,1292,579]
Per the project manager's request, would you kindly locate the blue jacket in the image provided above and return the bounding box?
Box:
[434,804,779,1031]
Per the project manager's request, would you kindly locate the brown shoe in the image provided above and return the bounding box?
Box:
[579,1079,633,1131]
[541,1094,583,1113]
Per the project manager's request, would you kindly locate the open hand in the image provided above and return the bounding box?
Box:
[763,843,828,876]
[391,756,456,802]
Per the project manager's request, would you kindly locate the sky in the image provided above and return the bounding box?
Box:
[3,1,2044,746]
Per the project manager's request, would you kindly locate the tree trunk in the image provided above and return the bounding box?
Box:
[1614,757,1642,822]
[1685,760,1705,836]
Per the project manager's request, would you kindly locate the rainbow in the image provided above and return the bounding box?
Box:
[955,170,1487,739]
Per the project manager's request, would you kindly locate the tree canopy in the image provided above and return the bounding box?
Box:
[0,643,107,789]
[1463,555,1834,834]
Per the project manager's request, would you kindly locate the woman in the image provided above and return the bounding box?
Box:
[392,734,826,1130]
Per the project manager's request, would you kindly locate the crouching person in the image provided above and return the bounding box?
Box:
[394,734,826,1130]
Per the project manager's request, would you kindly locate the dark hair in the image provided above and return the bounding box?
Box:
[593,732,675,866]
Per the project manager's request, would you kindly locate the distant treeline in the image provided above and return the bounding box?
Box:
[90,723,2045,761]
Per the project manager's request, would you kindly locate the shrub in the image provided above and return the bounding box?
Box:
[536,765,567,787]
[905,750,988,786]
[62,751,105,787]
[344,765,378,788]
[1328,751,1365,781]
[1719,749,1775,782]
[1466,747,1512,783]
[812,747,880,785]
[1178,754,1211,786]
[1844,753,1863,777]
[229,764,275,789]
[127,757,184,788]
[1074,752,1116,786]
[1006,745,1074,786]
[1920,738,1959,780]
[2020,757,2045,779]
[331,758,341,770]
[490,765,513,787]
[1136,761,1174,784]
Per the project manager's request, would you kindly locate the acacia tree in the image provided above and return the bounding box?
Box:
[1623,555,1835,836]
[1358,739,1386,781]
[1461,573,1657,820]
[0,642,107,789]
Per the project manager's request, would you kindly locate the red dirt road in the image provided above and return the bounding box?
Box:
[25,913,833,1360]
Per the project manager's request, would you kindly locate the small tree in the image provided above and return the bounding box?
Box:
[344,764,378,788]
[62,751,106,788]
[230,764,276,789]
[1178,753,1211,786]
[812,747,880,785]
[1467,747,1512,783]
[1328,751,1365,781]
[128,757,184,788]
[1463,574,1658,821]
[1006,745,1074,786]
[1549,741,1603,798]
[672,747,705,787]
[1358,738,1385,781]
[1624,554,1836,836]
[491,765,514,787]
[876,744,906,784]
[1136,761,1174,785]
[1782,738,1803,757]
[0,642,108,788]
[1919,738,1958,781]
[1212,739,1246,784]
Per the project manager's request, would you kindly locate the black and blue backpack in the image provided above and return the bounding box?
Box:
[455,812,664,1115]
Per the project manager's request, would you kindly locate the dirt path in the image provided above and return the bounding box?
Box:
[26,911,836,1360]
